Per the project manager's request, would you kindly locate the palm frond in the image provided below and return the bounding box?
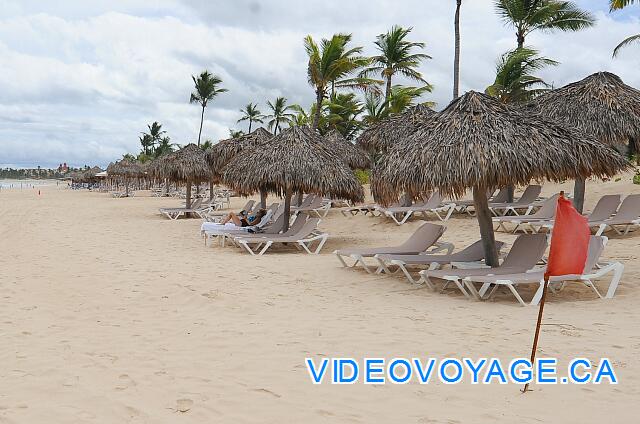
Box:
[613,33,640,57]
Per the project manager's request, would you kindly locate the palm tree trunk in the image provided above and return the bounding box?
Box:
[209,181,215,201]
[312,90,324,131]
[473,185,499,267]
[249,120,252,133]
[573,178,586,214]
[197,105,205,147]
[283,188,292,232]
[385,74,392,108]
[506,27,526,203]
[453,0,462,99]
[517,30,525,49]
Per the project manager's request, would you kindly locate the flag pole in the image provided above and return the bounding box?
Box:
[522,190,563,394]
[522,277,549,393]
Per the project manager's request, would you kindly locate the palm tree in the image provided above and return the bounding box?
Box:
[324,93,364,139]
[362,85,434,124]
[453,0,462,99]
[495,0,593,202]
[190,70,228,146]
[138,134,154,156]
[237,103,264,133]
[495,0,595,48]
[200,140,214,150]
[155,136,177,157]
[388,85,435,113]
[289,105,312,127]
[361,25,431,105]
[142,121,166,154]
[486,47,558,103]
[304,33,378,131]
[362,93,388,125]
[266,97,295,134]
[611,0,636,8]
[228,129,244,138]
[610,0,639,57]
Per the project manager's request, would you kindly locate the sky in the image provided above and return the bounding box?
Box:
[0,0,638,168]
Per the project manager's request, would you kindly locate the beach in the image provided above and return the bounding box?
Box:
[1,176,639,423]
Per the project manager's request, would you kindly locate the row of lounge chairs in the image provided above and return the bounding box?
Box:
[452,185,543,216]
[493,193,640,235]
[291,194,332,217]
[334,223,623,306]
[158,197,224,220]
[341,191,455,225]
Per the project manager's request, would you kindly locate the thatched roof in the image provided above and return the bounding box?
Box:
[372,91,630,203]
[223,126,364,202]
[106,159,143,178]
[205,127,273,176]
[527,72,640,146]
[80,166,104,181]
[356,104,436,154]
[151,144,211,182]
[324,129,371,170]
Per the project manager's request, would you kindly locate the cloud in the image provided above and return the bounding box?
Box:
[0,1,638,168]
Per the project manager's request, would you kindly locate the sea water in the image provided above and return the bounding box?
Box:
[0,179,58,189]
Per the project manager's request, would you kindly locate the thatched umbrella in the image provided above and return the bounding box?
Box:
[223,126,365,231]
[206,127,273,206]
[373,91,629,266]
[107,159,143,196]
[153,144,211,209]
[80,166,104,184]
[324,129,370,170]
[526,71,640,212]
[356,104,436,155]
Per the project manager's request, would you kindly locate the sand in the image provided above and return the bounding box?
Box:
[0,175,639,423]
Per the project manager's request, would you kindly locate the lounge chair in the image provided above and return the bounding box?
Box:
[334,223,451,273]
[341,201,401,217]
[416,233,548,297]
[235,217,328,255]
[535,194,622,232]
[202,206,276,244]
[488,185,542,216]
[340,203,381,217]
[159,198,206,220]
[202,199,255,222]
[378,192,456,225]
[291,194,316,211]
[209,204,286,247]
[462,236,624,306]
[374,240,506,284]
[453,187,509,215]
[294,195,332,217]
[226,213,308,242]
[492,194,559,233]
[592,194,640,236]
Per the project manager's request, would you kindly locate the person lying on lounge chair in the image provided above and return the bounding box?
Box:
[221,208,267,227]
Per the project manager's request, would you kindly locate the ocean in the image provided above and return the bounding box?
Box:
[0,179,59,189]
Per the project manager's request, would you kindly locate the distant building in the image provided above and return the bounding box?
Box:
[58,163,69,174]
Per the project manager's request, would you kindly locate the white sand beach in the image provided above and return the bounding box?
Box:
[1,176,639,423]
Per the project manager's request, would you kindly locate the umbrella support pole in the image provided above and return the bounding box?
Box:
[522,278,549,394]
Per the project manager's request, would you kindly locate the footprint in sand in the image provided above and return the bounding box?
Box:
[115,374,137,391]
[176,398,193,413]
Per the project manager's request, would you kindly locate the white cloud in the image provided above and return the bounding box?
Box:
[0,1,638,167]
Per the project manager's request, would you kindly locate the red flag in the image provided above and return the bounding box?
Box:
[545,193,590,278]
